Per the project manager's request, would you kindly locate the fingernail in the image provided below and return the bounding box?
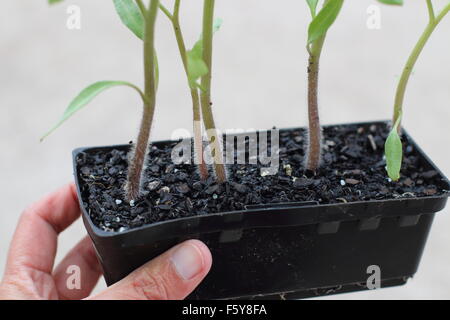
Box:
[171,242,204,280]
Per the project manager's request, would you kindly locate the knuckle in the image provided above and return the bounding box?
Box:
[131,269,170,300]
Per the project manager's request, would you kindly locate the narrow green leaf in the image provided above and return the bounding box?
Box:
[48,0,63,4]
[41,81,144,141]
[384,117,403,181]
[377,0,403,5]
[186,18,222,90]
[308,0,344,44]
[112,0,158,87]
[113,0,145,40]
[306,0,319,18]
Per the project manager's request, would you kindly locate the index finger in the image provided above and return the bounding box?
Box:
[4,183,82,279]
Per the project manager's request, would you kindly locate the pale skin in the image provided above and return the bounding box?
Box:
[0,183,212,300]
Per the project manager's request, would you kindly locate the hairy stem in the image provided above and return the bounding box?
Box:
[191,93,208,179]
[125,0,159,201]
[170,0,208,180]
[306,34,326,172]
[200,0,226,183]
[393,2,450,132]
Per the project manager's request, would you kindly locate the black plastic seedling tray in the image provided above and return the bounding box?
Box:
[73,122,450,299]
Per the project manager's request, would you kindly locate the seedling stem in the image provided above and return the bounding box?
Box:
[392,1,450,132]
[125,0,159,201]
[200,0,227,183]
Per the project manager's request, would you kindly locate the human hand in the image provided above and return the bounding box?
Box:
[0,183,212,300]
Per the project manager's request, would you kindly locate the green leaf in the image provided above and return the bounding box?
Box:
[48,0,63,4]
[377,0,403,5]
[113,0,145,40]
[306,0,319,17]
[41,81,144,141]
[308,0,344,44]
[186,18,223,90]
[112,0,158,87]
[187,46,209,89]
[384,117,403,181]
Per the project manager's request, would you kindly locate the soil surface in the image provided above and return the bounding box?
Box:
[76,122,449,232]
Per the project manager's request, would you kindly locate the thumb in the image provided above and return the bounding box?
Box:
[89,240,212,300]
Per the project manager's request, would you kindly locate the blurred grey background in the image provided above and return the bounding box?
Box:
[1,0,449,299]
